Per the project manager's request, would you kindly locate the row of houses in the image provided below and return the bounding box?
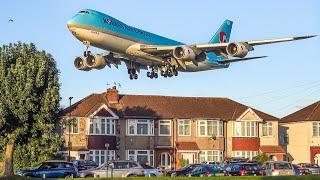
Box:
[61,86,320,169]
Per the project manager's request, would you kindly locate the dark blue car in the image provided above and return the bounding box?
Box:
[18,160,78,178]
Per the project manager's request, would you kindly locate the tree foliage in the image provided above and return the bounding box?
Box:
[0,42,63,174]
[253,153,270,164]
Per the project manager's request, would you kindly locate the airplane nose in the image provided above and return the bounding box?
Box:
[67,19,73,29]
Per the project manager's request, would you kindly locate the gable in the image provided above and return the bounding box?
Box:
[89,104,118,119]
[236,108,263,122]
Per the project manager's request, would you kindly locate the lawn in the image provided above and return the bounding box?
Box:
[2,175,320,180]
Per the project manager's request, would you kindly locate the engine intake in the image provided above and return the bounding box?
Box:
[226,42,249,58]
[173,46,196,60]
[74,56,91,71]
[85,54,107,69]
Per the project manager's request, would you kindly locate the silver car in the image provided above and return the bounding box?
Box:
[263,161,295,176]
[141,164,163,177]
[79,160,144,178]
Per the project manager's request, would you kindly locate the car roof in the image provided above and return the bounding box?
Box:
[45,160,70,163]
[266,161,291,163]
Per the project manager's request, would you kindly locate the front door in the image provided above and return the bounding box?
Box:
[181,153,195,164]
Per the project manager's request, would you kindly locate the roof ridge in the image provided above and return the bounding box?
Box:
[119,93,229,99]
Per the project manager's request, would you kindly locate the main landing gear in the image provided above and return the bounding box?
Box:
[147,65,178,79]
[128,69,138,80]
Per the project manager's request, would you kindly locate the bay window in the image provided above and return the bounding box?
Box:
[159,120,171,136]
[233,121,258,137]
[233,151,258,160]
[178,119,191,136]
[197,120,223,137]
[89,150,115,165]
[127,119,154,136]
[89,118,116,135]
[126,150,154,166]
[199,150,223,163]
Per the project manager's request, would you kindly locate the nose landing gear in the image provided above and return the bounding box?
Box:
[128,69,138,80]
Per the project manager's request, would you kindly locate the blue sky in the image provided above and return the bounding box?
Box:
[1,0,319,118]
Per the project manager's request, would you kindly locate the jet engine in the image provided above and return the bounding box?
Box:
[226,42,249,58]
[74,56,91,71]
[85,54,107,69]
[173,46,196,60]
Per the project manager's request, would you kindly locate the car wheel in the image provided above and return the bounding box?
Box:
[127,174,137,177]
[149,174,156,177]
[64,174,73,178]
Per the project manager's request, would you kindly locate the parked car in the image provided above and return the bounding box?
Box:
[292,164,311,175]
[298,163,320,174]
[17,160,78,178]
[190,164,225,177]
[225,163,262,176]
[73,160,98,171]
[141,164,163,177]
[263,161,295,176]
[167,164,200,177]
[79,160,144,178]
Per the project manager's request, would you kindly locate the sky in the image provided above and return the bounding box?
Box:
[0,0,319,118]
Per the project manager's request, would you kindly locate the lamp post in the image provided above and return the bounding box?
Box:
[67,96,73,162]
[105,143,110,178]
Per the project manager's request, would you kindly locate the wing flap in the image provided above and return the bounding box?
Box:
[217,56,267,64]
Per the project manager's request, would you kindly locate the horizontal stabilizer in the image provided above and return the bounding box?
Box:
[217,56,267,64]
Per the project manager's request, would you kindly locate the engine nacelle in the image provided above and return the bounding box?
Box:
[226,42,249,58]
[173,46,196,60]
[74,56,91,71]
[85,54,107,69]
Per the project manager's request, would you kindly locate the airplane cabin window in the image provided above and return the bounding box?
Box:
[79,10,89,14]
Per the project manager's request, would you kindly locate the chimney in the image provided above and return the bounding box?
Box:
[105,86,119,104]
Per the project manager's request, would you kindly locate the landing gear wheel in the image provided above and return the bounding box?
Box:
[147,71,151,77]
[174,70,178,76]
[129,74,133,80]
[134,74,138,79]
[154,73,158,79]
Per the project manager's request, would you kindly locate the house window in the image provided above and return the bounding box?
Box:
[197,120,223,137]
[233,151,258,160]
[313,122,320,137]
[284,129,289,144]
[160,153,171,168]
[159,120,171,136]
[199,150,223,163]
[262,122,273,136]
[70,118,78,133]
[89,118,116,135]
[127,119,154,136]
[89,150,115,165]
[126,150,154,166]
[233,121,258,137]
[178,120,191,136]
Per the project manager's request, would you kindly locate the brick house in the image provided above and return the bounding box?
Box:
[280,101,320,164]
[62,87,284,169]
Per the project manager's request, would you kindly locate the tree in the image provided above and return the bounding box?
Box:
[253,153,270,164]
[0,42,62,175]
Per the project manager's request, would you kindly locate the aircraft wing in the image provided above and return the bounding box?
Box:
[140,35,316,53]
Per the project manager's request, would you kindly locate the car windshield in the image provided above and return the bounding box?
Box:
[141,164,155,169]
[306,164,319,168]
[180,164,191,171]
[78,160,97,166]
[274,163,292,170]
[244,164,260,170]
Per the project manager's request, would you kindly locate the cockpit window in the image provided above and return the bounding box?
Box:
[79,10,89,14]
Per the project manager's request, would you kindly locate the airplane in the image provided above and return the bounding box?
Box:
[67,9,316,80]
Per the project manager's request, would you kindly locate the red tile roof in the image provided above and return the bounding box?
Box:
[259,145,285,153]
[282,101,320,123]
[176,142,200,150]
[63,92,279,121]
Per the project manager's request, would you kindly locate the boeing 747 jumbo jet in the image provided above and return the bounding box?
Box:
[67,9,316,80]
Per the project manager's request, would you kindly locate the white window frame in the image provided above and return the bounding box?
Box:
[199,150,223,163]
[262,122,273,137]
[313,122,320,137]
[64,118,79,134]
[233,121,258,137]
[197,120,223,137]
[126,150,154,166]
[158,120,172,136]
[89,150,116,165]
[88,117,116,135]
[178,119,191,136]
[233,151,258,160]
[127,119,154,136]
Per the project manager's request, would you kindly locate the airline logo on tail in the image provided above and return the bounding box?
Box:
[219,31,227,43]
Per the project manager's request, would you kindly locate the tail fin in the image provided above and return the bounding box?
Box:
[208,19,233,44]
